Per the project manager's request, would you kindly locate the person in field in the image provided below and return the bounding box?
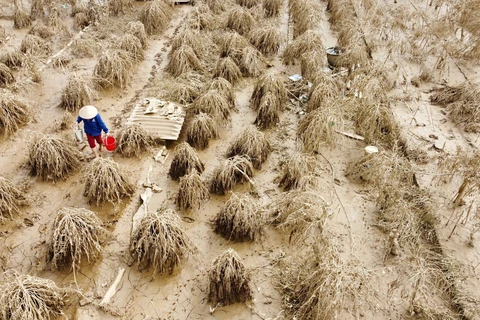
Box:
[76,105,109,158]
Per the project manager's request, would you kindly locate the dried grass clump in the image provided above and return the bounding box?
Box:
[430,83,480,132]
[168,142,205,180]
[300,49,326,81]
[277,152,322,191]
[279,240,371,319]
[214,57,242,84]
[305,73,341,112]
[60,73,97,112]
[139,0,172,35]
[189,90,231,122]
[209,77,236,108]
[49,207,104,271]
[116,33,144,61]
[220,31,250,62]
[0,63,14,87]
[210,155,255,195]
[167,72,205,104]
[0,270,67,320]
[130,209,197,277]
[207,0,229,14]
[345,149,415,188]
[250,73,287,111]
[109,0,133,16]
[239,45,263,77]
[116,124,155,157]
[213,193,263,241]
[186,4,215,30]
[94,49,134,89]
[283,30,323,65]
[254,93,280,129]
[70,38,98,58]
[227,6,255,36]
[290,0,322,37]
[176,169,210,210]
[166,45,203,77]
[29,135,81,182]
[208,249,252,306]
[236,0,258,8]
[268,191,331,242]
[29,24,54,39]
[126,21,148,48]
[187,113,219,150]
[249,26,283,55]
[20,34,49,55]
[354,100,403,147]
[297,106,344,151]
[171,30,209,59]
[14,8,32,29]
[226,126,271,169]
[84,158,135,205]
[0,177,27,221]
[263,0,282,17]
[0,93,30,135]
[71,1,88,17]
[1,51,24,69]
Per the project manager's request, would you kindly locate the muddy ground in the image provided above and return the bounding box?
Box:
[0,0,479,319]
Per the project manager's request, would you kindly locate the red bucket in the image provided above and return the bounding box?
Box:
[103,136,116,152]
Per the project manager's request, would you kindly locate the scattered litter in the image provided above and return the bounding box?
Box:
[154,146,169,163]
[365,146,379,154]
[335,130,365,141]
[289,74,303,82]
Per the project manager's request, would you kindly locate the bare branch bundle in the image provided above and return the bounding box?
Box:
[250,73,287,111]
[187,113,219,150]
[210,155,255,195]
[168,142,205,180]
[208,249,252,306]
[176,169,210,210]
[0,92,30,135]
[168,72,206,104]
[94,49,134,89]
[227,6,255,36]
[108,0,133,16]
[139,0,172,35]
[236,0,258,8]
[277,152,322,191]
[289,0,322,38]
[345,149,415,188]
[430,83,480,132]
[239,45,263,77]
[0,270,67,320]
[306,73,341,112]
[1,51,25,69]
[115,33,144,61]
[283,30,323,65]
[130,209,197,277]
[0,177,27,221]
[84,158,135,206]
[297,105,344,151]
[254,93,280,129]
[279,239,371,319]
[213,193,264,241]
[0,63,14,87]
[29,135,81,182]
[226,126,271,169]
[116,124,155,157]
[60,73,97,112]
[209,77,236,109]
[263,0,282,17]
[49,207,105,271]
[268,190,331,242]
[126,21,148,48]
[189,89,231,122]
[20,34,49,55]
[166,45,203,77]
[300,49,326,81]
[214,57,242,84]
[13,7,32,29]
[354,99,403,147]
[249,25,283,55]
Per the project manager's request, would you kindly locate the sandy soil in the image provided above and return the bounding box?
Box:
[0,0,479,319]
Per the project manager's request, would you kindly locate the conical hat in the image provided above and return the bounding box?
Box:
[79,105,98,119]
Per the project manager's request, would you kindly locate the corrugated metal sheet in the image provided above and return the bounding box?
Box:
[126,98,186,141]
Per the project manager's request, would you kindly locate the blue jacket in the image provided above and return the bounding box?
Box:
[77,114,109,136]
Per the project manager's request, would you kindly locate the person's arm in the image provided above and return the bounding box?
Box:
[76,116,82,127]
[96,114,109,134]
